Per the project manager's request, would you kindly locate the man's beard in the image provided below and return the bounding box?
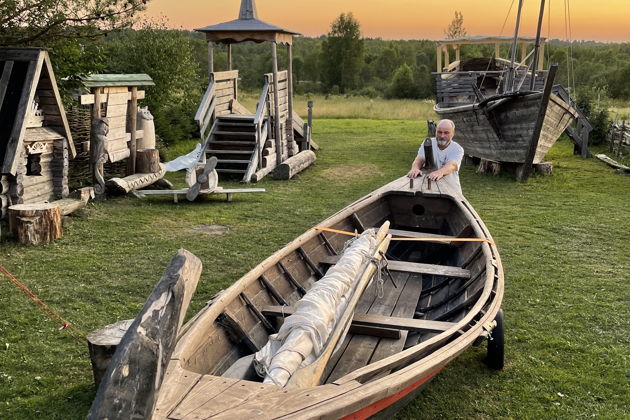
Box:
[437,139,450,147]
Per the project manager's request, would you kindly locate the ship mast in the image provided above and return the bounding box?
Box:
[530,0,547,90]
[505,0,524,93]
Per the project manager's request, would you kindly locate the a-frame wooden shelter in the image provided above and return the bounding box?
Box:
[194,0,313,183]
[0,48,76,218]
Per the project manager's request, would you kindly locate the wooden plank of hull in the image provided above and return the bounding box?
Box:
[435,92,577,163]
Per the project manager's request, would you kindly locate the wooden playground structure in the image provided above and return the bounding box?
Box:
[193,0,316,183]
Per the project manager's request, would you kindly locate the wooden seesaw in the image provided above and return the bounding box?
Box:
[134,157,265,203]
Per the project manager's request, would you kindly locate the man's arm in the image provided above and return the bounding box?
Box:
[426,161,458,181]
[407,156,426,178]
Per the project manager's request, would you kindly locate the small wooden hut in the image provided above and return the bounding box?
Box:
[194,0,314,183]
[0,48,76,219]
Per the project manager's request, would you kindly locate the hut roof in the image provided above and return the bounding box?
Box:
[81,74,155,88]
[0,48,75,175]
[195,0,299,44]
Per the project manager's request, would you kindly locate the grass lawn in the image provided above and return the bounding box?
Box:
[1,117,628,419]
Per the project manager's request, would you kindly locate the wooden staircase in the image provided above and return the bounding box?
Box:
[205,115,258,177]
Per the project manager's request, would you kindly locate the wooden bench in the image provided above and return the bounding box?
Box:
[319,255,471,279]
[135,186,265,202]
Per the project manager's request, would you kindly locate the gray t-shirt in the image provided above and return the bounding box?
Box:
[417,138,464,193]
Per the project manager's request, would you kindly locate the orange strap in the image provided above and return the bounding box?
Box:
[313,226,494,245]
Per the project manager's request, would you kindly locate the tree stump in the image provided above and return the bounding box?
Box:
[476,159,501,175]
[9,203,62,245]
[136,148,161,174]
[87,319,133,388]
[535,162,553,175]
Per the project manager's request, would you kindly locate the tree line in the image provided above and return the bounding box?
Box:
[1,5,628,144]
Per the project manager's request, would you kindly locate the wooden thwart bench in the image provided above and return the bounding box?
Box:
[262,306,456,334]
[319,255,471,279]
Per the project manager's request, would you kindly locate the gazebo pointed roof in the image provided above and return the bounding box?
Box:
[195,0,299,44]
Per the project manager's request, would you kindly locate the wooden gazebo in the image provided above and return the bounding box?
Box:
[193,0,313,183]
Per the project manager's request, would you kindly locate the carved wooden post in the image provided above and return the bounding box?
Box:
[127,87,138,176]
[90,118,108,196]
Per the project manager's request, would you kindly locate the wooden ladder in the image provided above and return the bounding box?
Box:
[553,85,593,158]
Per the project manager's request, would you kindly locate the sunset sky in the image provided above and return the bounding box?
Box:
[143,0,629,43]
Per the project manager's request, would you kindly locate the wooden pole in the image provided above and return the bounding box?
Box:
[208,41,214,75]
[271,42,282,166]
[444,47,450,69]
[518,64,558,181]
[506,0,524,92]
[455,45,460,62]
[495,43,500,59]
[307,100,313,151]
[436,46,442,72]
[127,87,138,175]
[227,44,232,71]
[90,87,102,191]
[530,0,546,90]
[287,43,295,154]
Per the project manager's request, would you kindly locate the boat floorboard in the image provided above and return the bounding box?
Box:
[324,270,424,383]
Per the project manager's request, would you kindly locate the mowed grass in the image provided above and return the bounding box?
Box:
[1,116,629,419]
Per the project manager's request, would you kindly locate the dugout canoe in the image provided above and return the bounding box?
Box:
[89,175,504,419]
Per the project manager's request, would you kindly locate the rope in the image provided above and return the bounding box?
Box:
[313,226,495,245]
[0,264,87,341]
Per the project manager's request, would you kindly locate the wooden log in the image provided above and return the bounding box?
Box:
[272,150,316,180]
[251,162,277,183]
[51,187,93,216]
[9,203,62,245]
[106,164,166,195]
[88,249,203,420]
[86,319,134,388]
[136,149,161,174]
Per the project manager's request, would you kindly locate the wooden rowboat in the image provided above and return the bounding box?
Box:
[89,175,504,419]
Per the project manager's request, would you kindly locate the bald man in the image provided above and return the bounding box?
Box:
[407,119,464,193]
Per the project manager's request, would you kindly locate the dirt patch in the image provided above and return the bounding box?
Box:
[321,164,382,181]
[188,224,229,235]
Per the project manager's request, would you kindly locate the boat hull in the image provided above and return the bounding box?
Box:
[435,92,577,164]
[147,177,504,419]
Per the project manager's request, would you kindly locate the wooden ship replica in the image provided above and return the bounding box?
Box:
[193,0,315,183]
[433,0,587,179]
[89,175,505,419]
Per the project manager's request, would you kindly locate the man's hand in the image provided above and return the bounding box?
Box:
[427,168,445,181]
[407,168,423,178]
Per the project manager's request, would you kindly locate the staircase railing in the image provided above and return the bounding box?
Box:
[195,80,216,145]
[243,82,270,182]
